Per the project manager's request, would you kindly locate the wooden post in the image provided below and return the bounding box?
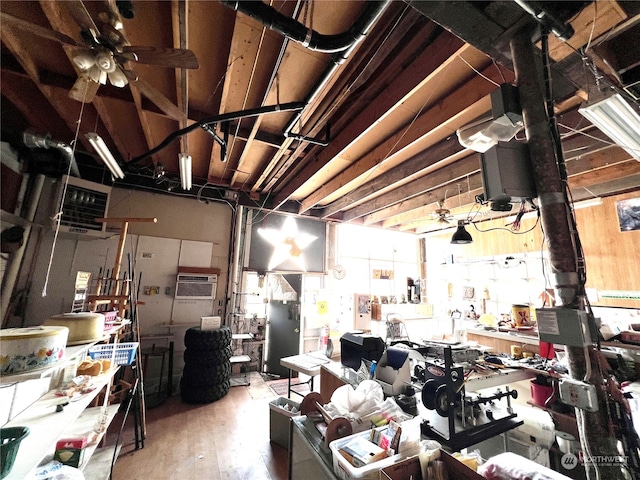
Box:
[510,28,624,479]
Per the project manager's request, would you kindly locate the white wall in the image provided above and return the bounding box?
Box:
[13,181,234,329]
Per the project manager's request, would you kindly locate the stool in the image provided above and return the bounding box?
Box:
[141,342,174,401]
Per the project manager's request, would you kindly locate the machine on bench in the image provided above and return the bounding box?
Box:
[411,343,523,451]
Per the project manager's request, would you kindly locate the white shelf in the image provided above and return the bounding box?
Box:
[3,369,119,480]
[230,355,251,364]
[232,333,254,340]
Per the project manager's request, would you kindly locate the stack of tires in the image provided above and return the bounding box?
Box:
[180,326,232,404]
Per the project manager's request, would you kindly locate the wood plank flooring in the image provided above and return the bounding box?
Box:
[111,372,289,480]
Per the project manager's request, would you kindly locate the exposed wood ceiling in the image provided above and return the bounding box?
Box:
[2,0,640,235]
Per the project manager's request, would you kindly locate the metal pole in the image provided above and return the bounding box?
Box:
[510,27,624,479]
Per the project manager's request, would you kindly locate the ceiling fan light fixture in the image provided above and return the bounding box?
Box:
[451,220,473,244]
[179,153,192,190]
[579,91,640,161]
[86,132,125,179]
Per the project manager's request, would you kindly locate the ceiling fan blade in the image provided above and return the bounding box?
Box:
[129,75,186,121]
[121,46,200,69]
[0,13,80,47]
[68,75,100,103]
[67,0,101,35]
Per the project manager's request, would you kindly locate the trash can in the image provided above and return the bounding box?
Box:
[269,396,300,449]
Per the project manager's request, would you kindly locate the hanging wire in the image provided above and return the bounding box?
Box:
[42,80,90,297]
[459,55,500,87]
[492,58,507,84]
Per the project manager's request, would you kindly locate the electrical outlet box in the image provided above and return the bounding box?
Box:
[536,308,592,347]
[559,378,598,412]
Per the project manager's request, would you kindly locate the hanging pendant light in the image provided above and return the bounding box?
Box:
[451,220,473,244]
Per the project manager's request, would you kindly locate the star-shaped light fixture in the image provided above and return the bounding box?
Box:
[257,216,318,271]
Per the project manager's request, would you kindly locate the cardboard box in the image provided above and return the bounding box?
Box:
[55,436,89,467]
[380,450,484,480]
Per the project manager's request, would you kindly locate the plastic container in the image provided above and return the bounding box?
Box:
[269,396,300,449]
[530,379,554,407]
[1,426,30,479]
[102,311,118,328]
[88,342,139,365]
[329,422,420,480]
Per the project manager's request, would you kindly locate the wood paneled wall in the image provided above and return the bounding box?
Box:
[426,191,640,308]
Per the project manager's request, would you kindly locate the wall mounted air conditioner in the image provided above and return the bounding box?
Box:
[175,273,218,299]
[54,175,111,236]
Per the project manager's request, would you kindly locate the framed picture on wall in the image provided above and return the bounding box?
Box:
[616,197,640,232]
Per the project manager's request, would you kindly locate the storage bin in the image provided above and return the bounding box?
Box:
[269,396,300,449]
[88,342,138,366]
[1,426,29,479]
[329,422,420,480]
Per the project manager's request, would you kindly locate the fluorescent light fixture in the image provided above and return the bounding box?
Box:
[579,91,640,161]
[85,132,124,179]
[573,197,603,210]
[179,152,192,190]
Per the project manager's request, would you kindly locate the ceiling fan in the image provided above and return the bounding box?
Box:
[1,0,199,104]
[430,199,455,225]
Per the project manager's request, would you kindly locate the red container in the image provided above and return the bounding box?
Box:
[530,380,554,407]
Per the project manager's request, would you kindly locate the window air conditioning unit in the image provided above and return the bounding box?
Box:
[175,272,218,299]
[54,175,111,236]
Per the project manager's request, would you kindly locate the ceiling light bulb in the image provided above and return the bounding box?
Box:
[95,51,117,73]
[73,51,95,70]
[88,65,102,84]
[107,68,128,88]
[179,153,192,190]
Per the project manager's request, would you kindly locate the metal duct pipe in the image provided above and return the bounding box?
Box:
[513,0,574,41]
[22,131,81,178]
[221,1,389,53]
[1,174,45,326]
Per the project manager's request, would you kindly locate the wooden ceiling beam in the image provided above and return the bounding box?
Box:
[347,154,481,223]
[172,0,189,152]
[270,32,468,209]
[262,6,438,191]
[363,172,485,227]
[321,136,465,218]
[299,62,512,215]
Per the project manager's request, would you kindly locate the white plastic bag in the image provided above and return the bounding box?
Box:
[328,380,384,418]
[479,452,570,480]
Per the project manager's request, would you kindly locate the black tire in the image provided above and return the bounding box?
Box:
[181,361,231,386]
[184,326,232,350]
[183,346,233,366]
[180,379,230,404]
